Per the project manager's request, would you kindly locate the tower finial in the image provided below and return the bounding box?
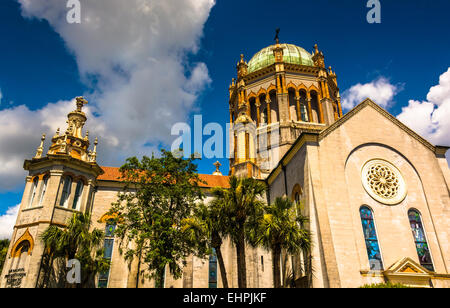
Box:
[34,134,46,159]
[314,44,319,55]
[274,28,280,44]
[75,96,88,113]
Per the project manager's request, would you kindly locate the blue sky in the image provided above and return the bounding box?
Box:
[0,0,449,221]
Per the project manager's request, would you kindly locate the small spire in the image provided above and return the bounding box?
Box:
[91,137,98,162]
[34,134,46,159]
[54,128,60,138]
[213,161,222,176]
[314,44,319,55]
[85,130,89,141]
[240,54,245,64]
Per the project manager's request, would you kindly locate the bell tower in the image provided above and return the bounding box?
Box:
[229,35,343,179]
[0,97,104,288]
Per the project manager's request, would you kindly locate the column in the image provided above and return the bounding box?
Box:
[295,90,301,122]
[266,96,272,125]
[255,96,261,127]
[306,92,313,123]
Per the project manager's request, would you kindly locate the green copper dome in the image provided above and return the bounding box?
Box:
[247,44,314,73]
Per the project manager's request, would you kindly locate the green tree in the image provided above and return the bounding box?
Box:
[110,150,205,288]
[39,212,109,288]
[0,239,10,273]
[212,176,266,288]
[254,197,311,288]
[182,201,230,288]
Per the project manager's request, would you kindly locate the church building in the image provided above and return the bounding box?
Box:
[1,40,449,288]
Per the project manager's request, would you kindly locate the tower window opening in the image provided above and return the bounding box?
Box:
[60,176,72,208]
[72,180,84,210]
[38,175,49,207]
[28,177,39,208]
[299,90,309,122]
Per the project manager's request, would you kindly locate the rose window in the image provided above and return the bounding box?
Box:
[362,159,407,205]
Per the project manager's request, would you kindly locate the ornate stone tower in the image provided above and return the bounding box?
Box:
[229,39,343,178]
[0,97,103,288]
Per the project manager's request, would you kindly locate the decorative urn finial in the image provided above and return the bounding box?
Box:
[213,161,222,176]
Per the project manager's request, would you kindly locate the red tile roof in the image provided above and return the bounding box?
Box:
[98,166,230,188]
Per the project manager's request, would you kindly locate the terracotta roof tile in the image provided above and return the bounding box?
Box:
[98,166,230,188]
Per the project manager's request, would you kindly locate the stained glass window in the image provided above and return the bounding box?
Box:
[208,249,218,288]
[98,222,116,288]
[360,206,383,270]
[408,209,434,271]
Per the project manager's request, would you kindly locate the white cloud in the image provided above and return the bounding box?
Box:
[397,68,450,164]
[0,88,2,105]
[0,204,20,240]
[342,77,399,110]
[0,0,215,191]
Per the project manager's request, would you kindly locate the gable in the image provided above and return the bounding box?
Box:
[319,99,437,153]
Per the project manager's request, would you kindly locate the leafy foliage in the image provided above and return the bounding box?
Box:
[0,239,10,273]
[110,150,206,287]
[253,197,311,288]
[211,176,266,288]
[39,212,109,288]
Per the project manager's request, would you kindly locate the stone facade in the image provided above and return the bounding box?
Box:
[1,42,449,288]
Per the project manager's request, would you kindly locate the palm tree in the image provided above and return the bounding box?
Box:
[255,197,311,288]
[212,176,266,288]
[184,201,230,288]
[40,212,109,288]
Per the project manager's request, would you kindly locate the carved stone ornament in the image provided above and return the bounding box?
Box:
[361,159,407,205]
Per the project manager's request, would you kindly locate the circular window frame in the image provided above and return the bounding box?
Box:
[361,159,407,205]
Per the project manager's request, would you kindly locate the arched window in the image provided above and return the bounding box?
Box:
[360,206,383,270]
[98,221,116,288]
[72,180,84,210]
[60,176,72,208]
[299,90,308,122]
[38,175,49,207]
[28,178,39,208]
[208,248,218,288]
[310,91,320,123]
[408,209,434,271]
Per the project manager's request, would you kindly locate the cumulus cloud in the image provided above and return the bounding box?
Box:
[0,204,19,240]
[0,0,214,192]
[397,68,450,163]
[342,77,400,110]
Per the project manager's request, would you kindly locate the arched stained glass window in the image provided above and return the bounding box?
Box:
[208,248,218,288]
[98,221,116,288]
[408,209,434,271]
[360,206,383,270]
